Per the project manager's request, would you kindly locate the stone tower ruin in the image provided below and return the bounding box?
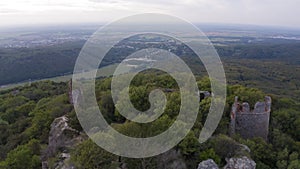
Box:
[230,96,271,141]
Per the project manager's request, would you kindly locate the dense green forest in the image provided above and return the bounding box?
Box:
[0,41,84,85]
[0,71,299,168]
[1,37,300,102]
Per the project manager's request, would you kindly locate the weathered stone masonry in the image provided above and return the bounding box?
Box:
[230,96,271,141]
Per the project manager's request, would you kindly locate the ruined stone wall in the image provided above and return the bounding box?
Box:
[235,111,270,140]
[230,96,271,141]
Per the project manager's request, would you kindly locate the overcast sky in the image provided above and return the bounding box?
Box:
[0,0,299,28]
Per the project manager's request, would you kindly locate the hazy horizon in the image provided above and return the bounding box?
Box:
[0,0,299,29]
[1,22,300,33]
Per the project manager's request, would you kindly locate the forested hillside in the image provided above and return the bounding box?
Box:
[0,72,299,168]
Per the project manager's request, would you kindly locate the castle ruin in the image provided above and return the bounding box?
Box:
[230,96,271,141]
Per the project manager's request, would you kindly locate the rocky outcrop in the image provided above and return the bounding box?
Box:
[197,156,256,169]
[197,159,219,169]
[42,116,85,169]
[224,156,256,169]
